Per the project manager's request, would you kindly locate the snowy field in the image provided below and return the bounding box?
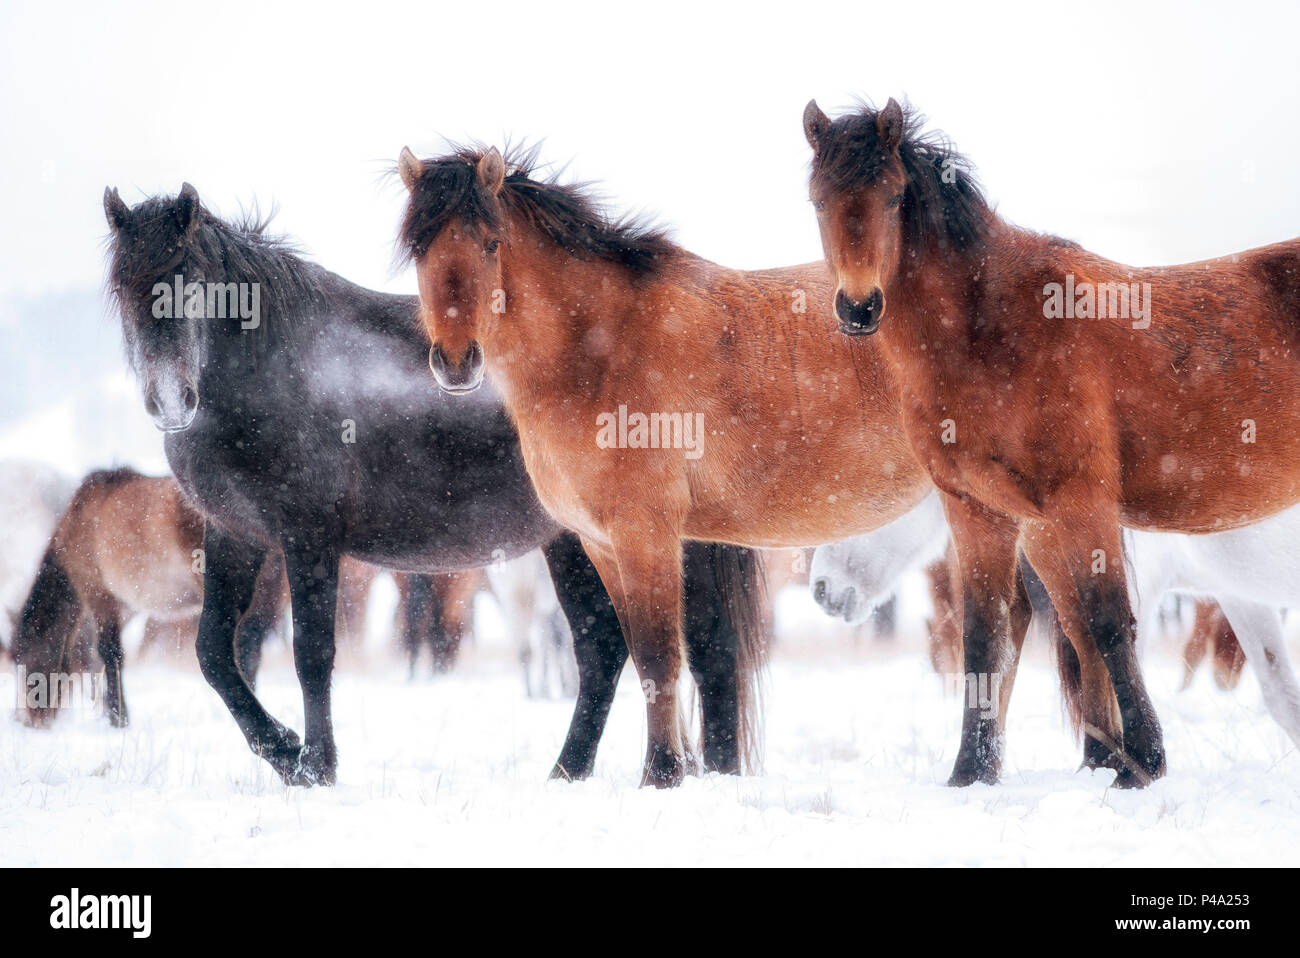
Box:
[4,587,1298,869]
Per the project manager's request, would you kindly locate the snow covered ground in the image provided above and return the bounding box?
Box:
[3,587,1298,868]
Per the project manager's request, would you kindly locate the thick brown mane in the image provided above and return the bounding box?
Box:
[810,102,992,256]
[398,144,677,274]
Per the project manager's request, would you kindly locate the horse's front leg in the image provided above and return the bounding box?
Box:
[542,532,628,781]
[283,537,341,786]
[940,493,1022,786]
[588,522,687,788]
[196,524,303,776]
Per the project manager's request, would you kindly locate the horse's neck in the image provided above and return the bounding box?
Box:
[883,239,997,385]
[487,241,632,408]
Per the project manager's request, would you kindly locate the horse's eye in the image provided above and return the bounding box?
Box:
[812,200,826,213]
[887,194,904,209]
[485,239,500,255]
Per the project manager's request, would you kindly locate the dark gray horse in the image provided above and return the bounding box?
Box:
[103,184,766,786]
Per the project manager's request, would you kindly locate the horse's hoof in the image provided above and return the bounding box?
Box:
[18,709,54,729]
[1082,739,1122,771]
[641,746,685,789]
[947,761,999,787]
[548,762,591,783]
[285,744,337,787]
[1112,767,1148,789]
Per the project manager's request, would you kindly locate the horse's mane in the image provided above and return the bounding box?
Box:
[106,193,328,333]
[810,101,992,256]
[398,143,676,275]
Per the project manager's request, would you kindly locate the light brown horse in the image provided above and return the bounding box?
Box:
[11,468,282,727]
[11,468,392,726]
[395,144,967,786]
[804,98,1300,786]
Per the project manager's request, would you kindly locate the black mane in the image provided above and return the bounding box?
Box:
[811,102,992,256]
[398,144,676,275]
[106,193,328,331]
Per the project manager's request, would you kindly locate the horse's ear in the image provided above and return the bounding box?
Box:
[104,187,130,233]
[477,147,505,195]
[877,98,905,153]
[175,182,201,238]
[803,100,831,154]
[398,146,423,193]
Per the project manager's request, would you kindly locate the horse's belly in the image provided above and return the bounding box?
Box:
[1121,440,1300,533]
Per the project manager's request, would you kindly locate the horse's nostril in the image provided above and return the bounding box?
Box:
[813,578,827,603]
[841,587,856,619]
[145,395,160,418]
[182,385,198,411]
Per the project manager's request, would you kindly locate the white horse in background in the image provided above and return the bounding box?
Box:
[811,492,1300,750]
[485,549,577,699]
[810,492,949,627]
[0,460,76,653]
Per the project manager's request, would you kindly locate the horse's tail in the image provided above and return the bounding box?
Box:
[711,543,771,774]
[11,545,87,725]
[1021,555,1086,740]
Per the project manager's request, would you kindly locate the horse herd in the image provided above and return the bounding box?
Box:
[6,98,1300,793]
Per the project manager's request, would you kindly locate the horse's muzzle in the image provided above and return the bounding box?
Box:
[429,340,485,394]
[835,288,884,336]
[812,577,863,624]
[145,380,199,432]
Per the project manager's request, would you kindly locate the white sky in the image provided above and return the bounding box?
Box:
[2,0,1299,301]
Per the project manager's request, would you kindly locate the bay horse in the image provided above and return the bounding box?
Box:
[395,568,484,674]
[804,98,1300,785]
[11,467,283,727]
[395,144,949,786]
[104,185,766,786]
[813,492,1300,750]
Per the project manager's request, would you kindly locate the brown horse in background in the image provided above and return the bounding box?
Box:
[395,144,958,786]
[804,98,1300,785]
[396,569,484,674]
[11,468,417,727]
[11,468,282,727]
[1181,600,1247,691]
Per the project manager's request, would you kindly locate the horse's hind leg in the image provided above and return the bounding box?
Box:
[542,532,627,781]
[1181,601,1215,691]
[234,553,286,689]
[1022,526,1124,771]
[91,606,128,728]
[427,574,462,673]
[1034,504,1164,787]
[1217,596,1300,750]
[283,537,340,785]
[682,542,740,775]
[196,524,303,778]
[397,573,435,678]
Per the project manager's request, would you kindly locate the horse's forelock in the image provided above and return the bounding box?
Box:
[398,144,673,275]
[811,104,991,256]
[398,152,505,262]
